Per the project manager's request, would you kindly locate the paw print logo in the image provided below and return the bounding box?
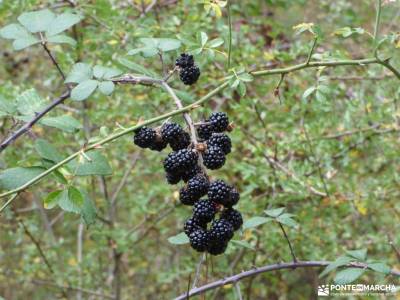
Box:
[318,285,330,296]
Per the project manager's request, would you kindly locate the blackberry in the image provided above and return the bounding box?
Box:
[179,65,200,85]
[184,217,206,236]
[203,146,226,170]
[175,53,194,68]
[181,165,202,182]
[179,188,197,205]
[189,229,209,252]
[228,187,240,207]
[133,126,156,148]
[209,112,229,132]
[193,199,216,223]
[161,122,185,143]
[149,138,168,152]
[207,133,231,155]
[209,219,234,243]
[207,180,231,206]
[221,209,243,231]
[197,122,214,140]
[186,175,209,198]
[166,172,181,185]
[169,131,191,151]
[163,149,198,175]
[207,240,228,256]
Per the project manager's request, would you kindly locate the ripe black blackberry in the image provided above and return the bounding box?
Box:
[221,208,243,231]
[133,126,156,148]
[179,188,196,205]
[207,240,228,255]
[207,180,232,206]
[189,229,209,252]
[228,187,240,207]
[207,133,231,155]
[197,122,213,140]
[209,219,234,243]
[209,112,229,132]
[180,175,208,205]
[193,199,216,223]
[181,165,202,182]
[175,53,194,68]
[166,172,181,185]
[149,137,168,152]
[169,131,191,151]
[184,217,206,236]
[163,149,198,175]
[203,146,226,170]
[161,122,185,143]
[179,65,200,85]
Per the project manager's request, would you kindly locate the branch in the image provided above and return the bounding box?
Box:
[192,253,206,289]
[0,90,71,153]
[278,223,297,263]
[42,42,66,80]
[227,0,232,69]
[174,260,400,300]
[374,0,382,41]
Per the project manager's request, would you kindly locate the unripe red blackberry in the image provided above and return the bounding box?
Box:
[209,112,229,132]
[209,218,234,243]
[193,199,216,223]
[169,131,191,151]
[221,208,243,231]
[189,229,209,252]
[197,122,214,140]
[161,122,185,143]
[163,149,198,175]
[133,126,156,148]
[203,146,226,170]
[179,65,200,85]
[176,53,194,68]
[207,133,231,155]
[184,217,206,236]
[207,240,228,255]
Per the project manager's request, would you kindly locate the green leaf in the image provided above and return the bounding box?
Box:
[199,31,208,47]
[367,262,391,274]
[12,36,40,50]
[242,216,271,230]
[142,37,181,52]
[71,80,98,101]
[117,57,156,77]
[320,256,353,277]
[167,232,189,245]
[98,81,115,95]
[264,207,285,218]
[0,167,46,190]
[47,34,76,46]
[35,139,63,163]
[46,12,82,36]
[65,63,93,84]
[80,190,97,225]
[303,86,316,99]
[128,47,158,57]
[18,9,56,33]
[276,213,298,228]
[346,249,367,261]
[68,151,112,176]
[93,65,122,80]
[41,115,83,132]
[238,73,254,82]
[58,187,84,214]
[208,38,224,48]
[334,268,365,285]
[0,23,31,39]
[237,81,246,97]
[231,240,254,250]
[44,190,63,209]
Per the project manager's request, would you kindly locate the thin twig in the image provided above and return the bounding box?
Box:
[278,223,297,263]
[192,253,206,289]
[388,235,400,262]
[227,0,232,69]
[374,0,382,41]
[42,43,66,80]
[306,37,318,65]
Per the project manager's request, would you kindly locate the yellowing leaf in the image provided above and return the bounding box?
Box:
[108,40,118,45]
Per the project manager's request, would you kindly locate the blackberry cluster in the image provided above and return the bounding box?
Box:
[176,53,200,85]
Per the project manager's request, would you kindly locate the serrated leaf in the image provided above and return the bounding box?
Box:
[12,36,40,50]
[35,139,63,163]
[58,187,84,214]
[47,34,76,46]
[44,190,63,209]
[117,57,156,77]
[264,207,285,218]
[18,9,56,33]
[68,151,112,176]
[46,12,82,36]
[334,268,365,285]
[93,65,122,80]
[320,256,353,277]
[231,240,255,250]
[80,190,96,225]
[242,216,271,230]
[71,80,98,101]
[41,115,82,132]
[65,63,93,84]
[0,23,31,39]
[16,89,46,116]
[168,232,189,245]
[0,167,46,190]
[98,81,115,95]
[346,249,367,261]
[367,262,391,274]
